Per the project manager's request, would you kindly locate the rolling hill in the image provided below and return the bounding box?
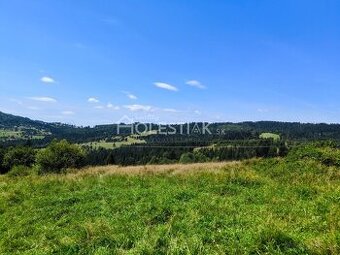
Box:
[1,111,340,147]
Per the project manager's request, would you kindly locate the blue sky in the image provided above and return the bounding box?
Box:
[1,0,340,125]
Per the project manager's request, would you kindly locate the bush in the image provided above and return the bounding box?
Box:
[147,156,176,165]
[2,146,36,173]
[179,152,195,164]
[288,143,340,167]
[179,151,210,164]
[36,139,86,173]
[7,165,33,177]
[193,151,210,162]
[0,147,6,174]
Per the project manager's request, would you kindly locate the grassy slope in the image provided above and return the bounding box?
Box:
[81,137,146,149]
[0,129,23,139]
[0,160,339,255]
[0,127,49,140]
[259,132,280,141]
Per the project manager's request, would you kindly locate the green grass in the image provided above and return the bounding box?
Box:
[0,129,23,139]
[139,130,158,136]
[114,136,146,147]
[30,135,46,140]
[0,158,339,254]
[260,132,281,141]
[81,137,146,149]
[0,127,49,140]
[82,140,117,149]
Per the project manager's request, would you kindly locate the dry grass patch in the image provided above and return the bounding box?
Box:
[63,161,242,179]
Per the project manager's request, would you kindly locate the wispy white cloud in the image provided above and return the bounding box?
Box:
[154,82,178,92]
[128,94,137,100]
[107,103,120,110]
[61,111,75,115]
[194,110,201,115]
[94,105,104,109]
[124,104,152,112]
[88,97,99,103]
[163,108,179,113]
[41,76,55,84]
[122,91,137,100]
[186,80,206,89]
[28,96,57,103]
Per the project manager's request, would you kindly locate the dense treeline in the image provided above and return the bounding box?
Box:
[194,141,288,161]
[83,139,288,166]
[84,146,192,166]
[0,138,288,174]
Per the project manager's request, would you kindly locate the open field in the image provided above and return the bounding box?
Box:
[0,158,339,254]
[259,132,281,141]
[81,137,146,149]
[0,127,49,141]
[0,129,23,139]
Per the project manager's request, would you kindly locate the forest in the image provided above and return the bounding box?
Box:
[1,111,340,173]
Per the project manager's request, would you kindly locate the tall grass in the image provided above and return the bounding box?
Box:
[0,156,339,254]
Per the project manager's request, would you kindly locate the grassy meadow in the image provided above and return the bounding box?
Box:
[0,129,22,139]
[0,153,339,255]
[259,132,281,141]
[81,136,146,149]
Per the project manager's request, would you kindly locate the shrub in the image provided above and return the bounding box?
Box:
[288,143,340,167]
[147,156,176,165]
[36,139,86,173]
[179,151,210,164]
[2,146,36,173]
[0,147,6,174]
[179,152,195,164]
[192,151,210,162]
[7,165,33,177]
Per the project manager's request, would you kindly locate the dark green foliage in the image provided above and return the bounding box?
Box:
[36,139,85,173]
[83,139,287,166]
[84,146,190,166]
[179,152,195,163]
[2,146,36,172]
[7,165,33,177]
[195,140,288,162]
[0,146,6,174]
[288,143,340,167]
[179,152,209,164]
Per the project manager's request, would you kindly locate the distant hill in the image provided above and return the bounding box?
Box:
[1,111,340,147]
[0,111,48,129]
[0,111,79,146]
[0,111,75,130]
